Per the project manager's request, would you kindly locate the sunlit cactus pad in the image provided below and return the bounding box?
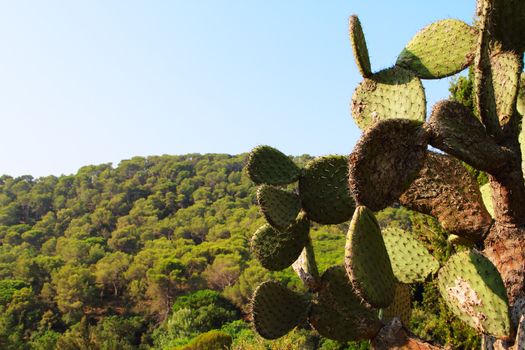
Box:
[437,250,511,338]
[246,145,301,185]
[349,15,372,78]
[382,227,439,283]
[349,119,428,211]
[381,283,412,326]
[351,66,426,130]
[396,19,477,79]
[251,281,310,339]
[299,155,355,224]
[488,51,522,126]
[480,183,494,219]
[257,185,301,230]
[308,266,381,342]
[345,206,395,308]
[400,152,492,242]
[518,73,525,117]
[251,213,310,271]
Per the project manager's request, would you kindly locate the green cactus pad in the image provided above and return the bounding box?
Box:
[437,250,511,338]
[519,74,525,179]
[298,155,355,224]
[493,0,525,52]
[349,15,372,78]
[257,185,301,230]
[396,19,476,79]
[351,66,426,130]
[348,119,429,211]
[246,145,301,185]
[345,206,395,308]
[476,49,522,132]
[308,266,381,342]
[517,73,525,117]
[400,152,493,242]
[382,227,439,284]
[480,183,494,219]
[251,213,310,271]
[490,51,522,127]
[251,281,310,339]
[381,283,412,326]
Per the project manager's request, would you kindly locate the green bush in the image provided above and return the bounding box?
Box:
[171,290,240,333]
[0,280,29,305]
[175,330,232,350]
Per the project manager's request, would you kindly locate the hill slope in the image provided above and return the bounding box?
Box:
[0,153,479,349]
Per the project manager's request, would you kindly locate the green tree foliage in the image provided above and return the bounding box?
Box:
[174,330,232,350]
[0,152,475,347]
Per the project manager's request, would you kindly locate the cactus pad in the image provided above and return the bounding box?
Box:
[489,51,522,127]
[492,0,525,52]
[351,66,426,130]
[400,152,492,242]
[480,183,494,219]
[437,250,511,338]
[246,145,301,185]
[349,15,372,78]
[519,74,525,179]
[476,49,522,131]
[345,206,395,308]
[251,281,310,339]
[257,185,301,230]
[251,214,310,271]
[517,73,525,117]
[381,283,412,326]
[299,155,355,224]
[308,266,381,342]
[348,119,429,211]
[382,227,439,283]
[292,239,320,291]
[396,19,477,79]
[428,100,512,173]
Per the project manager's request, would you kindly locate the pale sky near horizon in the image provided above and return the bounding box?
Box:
[0,1,476,177]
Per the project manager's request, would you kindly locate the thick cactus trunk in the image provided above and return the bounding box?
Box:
[482,164,525,349]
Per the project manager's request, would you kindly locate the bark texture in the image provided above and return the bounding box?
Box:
[348,119,429,211]
[428,100,513,174]
[400,152,492,242]
[371,319,442,350]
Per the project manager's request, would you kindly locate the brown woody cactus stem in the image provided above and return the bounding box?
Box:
[472,0,525,307]
[469,1,525,348]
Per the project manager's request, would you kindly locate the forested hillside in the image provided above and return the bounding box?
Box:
[0,153,480,349]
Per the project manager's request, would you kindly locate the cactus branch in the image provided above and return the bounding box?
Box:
[428,100,514,174]
[400,152,492,242]
[292,238,321,291]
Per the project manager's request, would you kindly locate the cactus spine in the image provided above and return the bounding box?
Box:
[246,1,525,348]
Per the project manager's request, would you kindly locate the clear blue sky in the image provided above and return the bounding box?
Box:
[0,1,475,177]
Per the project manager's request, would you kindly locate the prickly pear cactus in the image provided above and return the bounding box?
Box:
[246,0,525,348]
[381,227,439,284]
[251,281,310,339]
[299,155,355,224]
[437,250,510,338]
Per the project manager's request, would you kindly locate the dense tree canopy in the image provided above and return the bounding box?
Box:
[0,151,480,348]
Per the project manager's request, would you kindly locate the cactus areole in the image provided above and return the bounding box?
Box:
[246,1,525,348]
